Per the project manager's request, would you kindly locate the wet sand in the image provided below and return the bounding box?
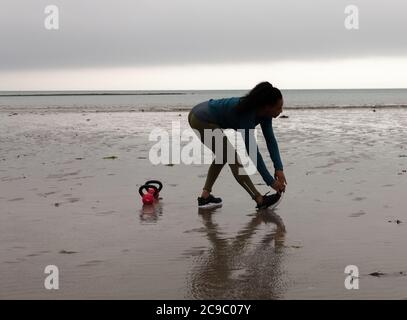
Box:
[1,108,407,299]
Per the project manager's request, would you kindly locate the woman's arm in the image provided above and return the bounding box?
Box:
[260,119,284,171]
[242,127,276,186]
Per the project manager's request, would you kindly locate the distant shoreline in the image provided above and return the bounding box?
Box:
[1,88,407,97]
[1,104,407,114]
[0,91,190,97]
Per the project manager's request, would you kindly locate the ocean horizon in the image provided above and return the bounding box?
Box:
[1,88,407,112]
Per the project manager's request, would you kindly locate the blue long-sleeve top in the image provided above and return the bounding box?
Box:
[191,97,283,186]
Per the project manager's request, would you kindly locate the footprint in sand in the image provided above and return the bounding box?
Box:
[4,260,24,264]
[8,197,24,202]
[37,191,58,198]
[368,271,407,278]
[96,210,116,216]
[26,251,49,257]
[4,257,27,264]
[47,170,81,179]
[53,197,80,207]
[349,210,366,218]
[1,176,27,182]
[77,260,104,267]
[59,250,78,254]
[73,175,94,180]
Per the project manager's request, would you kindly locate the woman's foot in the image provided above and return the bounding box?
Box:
[256,191,284,210]
[197,194,223,209]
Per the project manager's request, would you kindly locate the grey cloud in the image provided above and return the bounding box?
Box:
[0,0,406,71]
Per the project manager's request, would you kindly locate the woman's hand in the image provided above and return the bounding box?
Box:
[274,170,287,184]
[271,179,285,193]
[273,170,287,192]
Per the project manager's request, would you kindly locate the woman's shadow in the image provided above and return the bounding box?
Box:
[185,207,287,299]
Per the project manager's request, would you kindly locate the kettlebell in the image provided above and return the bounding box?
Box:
[139,184,158,205]
[144,180,163,199]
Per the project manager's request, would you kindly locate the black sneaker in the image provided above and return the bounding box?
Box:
[256,191,284,210]
[197,194,223,209]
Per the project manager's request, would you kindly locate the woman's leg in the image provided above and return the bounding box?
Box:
[189,112,262,200]
[228,151,262,200]
[203,161,225,193]
[189,112,224,195]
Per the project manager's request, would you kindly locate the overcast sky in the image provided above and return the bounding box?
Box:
[1,0,406,90]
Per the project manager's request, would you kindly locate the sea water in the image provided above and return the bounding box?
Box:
[1,88,407,112]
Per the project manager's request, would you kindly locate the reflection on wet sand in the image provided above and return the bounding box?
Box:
[139,202,163,223]
[186,209,287,299]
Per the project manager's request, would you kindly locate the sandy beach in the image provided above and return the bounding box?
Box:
[1,107,407,299]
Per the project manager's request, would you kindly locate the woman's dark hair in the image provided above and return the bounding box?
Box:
[236,81,282,113]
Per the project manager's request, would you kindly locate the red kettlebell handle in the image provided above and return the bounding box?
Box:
[145,180,163,192]
[139,184,158,197]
